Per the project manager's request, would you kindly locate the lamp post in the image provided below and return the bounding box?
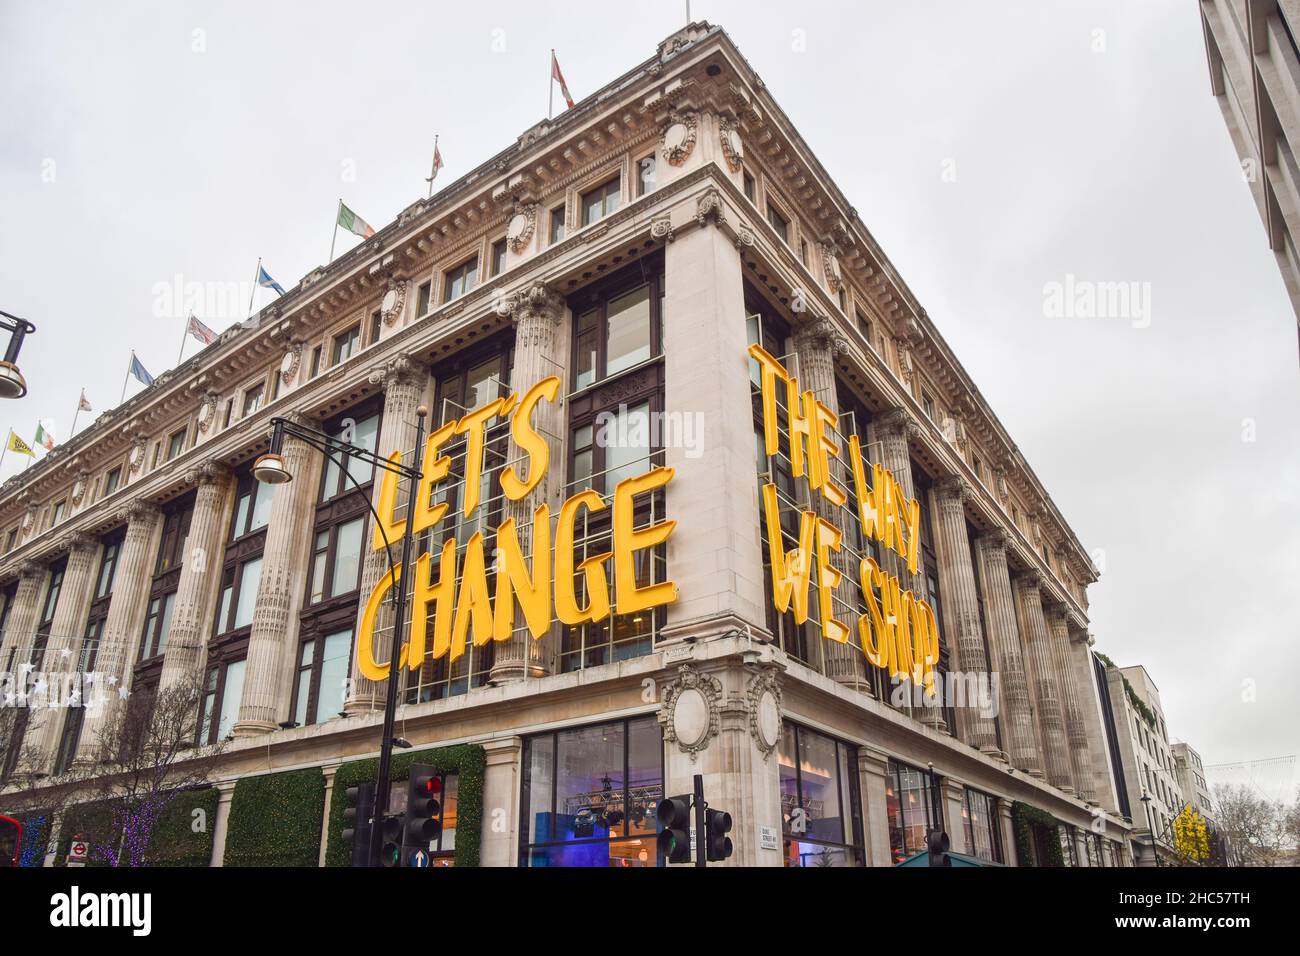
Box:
[254,408,427,867]
[0,310,37,399]
[1139,790,1156,867]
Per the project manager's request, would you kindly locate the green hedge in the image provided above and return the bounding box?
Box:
[223,768,326,867]
[55,788,218,867]
[1011,801,1066,868]
[325,744,485,868]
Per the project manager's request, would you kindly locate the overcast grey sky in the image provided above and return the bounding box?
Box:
[1,1,1296,783]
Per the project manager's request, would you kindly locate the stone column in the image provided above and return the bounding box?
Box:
[490,283,565,684]
[159,462,232,693]
[942,778,968,854]
[872,408,945,729]
[857,746,894,866]
[1013,572,1073,791]
[234,413,322,736]
[209,780,238,867]
[75,502,162,766]
[480,737,523,866]
[0,561,46,674]
[1069,622,1118,810]
[346,354,428,713]
[28,533,101,775]
[660,199,767,643]
[974,531,1038,773]
[791,315,861,686]
[998,800,1017,866]
[319,764,340,867]
[1045,603,1096,802]
[931,478,999,754]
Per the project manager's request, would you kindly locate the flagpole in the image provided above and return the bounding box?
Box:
[549,50,555,120]
[426,136,439,199]
[248,258,261,319]
[120,352,133,405]
[0,431,9,474]
[330,200,340,264]
[71,395,82,437]
[177,314,190,366]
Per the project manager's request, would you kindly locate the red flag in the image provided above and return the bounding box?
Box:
[187,313,218,345]
[551,51,574,109]
[430,144,444,181]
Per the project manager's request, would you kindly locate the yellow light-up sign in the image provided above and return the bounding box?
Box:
[749,343,939,693]
[357,375,678,680]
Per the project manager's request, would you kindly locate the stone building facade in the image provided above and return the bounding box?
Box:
[1201,0,1300,356]
[0,22,1132,867]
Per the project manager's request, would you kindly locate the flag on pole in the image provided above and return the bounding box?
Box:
[428,143,444,183]
[6,431,35,458]
[552,51,575,109]
[257,265,286,295]
[129,352,155,386]
[337,202,376,239]
[34,419,56,451]
[186,313,218,346]
[78,389,92,413]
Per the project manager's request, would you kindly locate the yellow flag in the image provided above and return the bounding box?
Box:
[6,431,35,457]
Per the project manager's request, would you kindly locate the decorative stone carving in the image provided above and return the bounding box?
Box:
[695,189,727,228]
[380,278,408,327]
[733,226,756,250]
[792,315,848,358]
[196,391,219,433]
[660,110,698,166]
[649,215,675,244]
[659,665,723,761]
[367,353,425,392]
[876,406,922,442]
[505,202,538,253]
[494,280,565,328]
[718,116,745,172]
[70,471,90,506]
[116,499,161,526]
[183,459,229,488]
[128,436,148,474]
[821,242,843,292]
[745,669,783,759]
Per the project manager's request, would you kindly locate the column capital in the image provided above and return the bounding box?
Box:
[1042,599,1069,628]
[792,315,848,358]
[367,353,426,392]
[494,280,565,326]
[57,531,98,559]
[116,499,162,526]
[1013,570,1046,596]
[183,459,230,488]
[694,188,727,228]
[876,406,921,441]
[17,558,46,581]
[935,474,971,503]
[975,527,1009,555]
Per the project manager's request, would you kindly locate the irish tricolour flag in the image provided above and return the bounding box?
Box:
[337,202,375,239]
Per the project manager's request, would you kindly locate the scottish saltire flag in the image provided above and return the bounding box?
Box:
[257,265,286,295]
[129,352,154,386]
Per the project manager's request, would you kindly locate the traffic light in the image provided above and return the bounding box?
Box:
[340,783,375,868]
[926,828,951,867]
[378,812,404,868]
[402,764,442,867]
[656,794,693,864]
[705,808,733,862]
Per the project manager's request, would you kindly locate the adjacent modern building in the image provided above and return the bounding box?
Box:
[0,22,1135,867]
[1172,741,1214,820]
[1201,0,1300,356]
[1104,664,1186,865]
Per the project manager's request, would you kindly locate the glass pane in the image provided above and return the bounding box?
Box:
[784,842,851,867]
[233,492,251,538]
[555,722,626,842]
[796,730,842,844]
[234,557,263,629]
[466,359,500,411]
[626,716,662,838]
[603,401,650,489]
[217,659,245,741]
[574,310,598,389]
[605,285,651,376]
[346,414,379,489]
[294,668,311,727]
[316,629,351,723]
[331,517,364,596]
[441,774,458,852]
[157,592,176,653]
[250,480,273,531]
[778,723,799,835]
[524,735,555,846]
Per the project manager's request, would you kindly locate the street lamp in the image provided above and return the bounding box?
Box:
[0,310,37,400]
[255,408,428,867]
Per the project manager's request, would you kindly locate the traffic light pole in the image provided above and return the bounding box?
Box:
[365,410,428,868]
[693,773,706,869]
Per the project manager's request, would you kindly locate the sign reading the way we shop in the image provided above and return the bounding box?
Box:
[357,376,678,679]
[748,343,940,693]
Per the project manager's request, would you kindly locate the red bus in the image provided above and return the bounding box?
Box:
[0,815,21,867]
